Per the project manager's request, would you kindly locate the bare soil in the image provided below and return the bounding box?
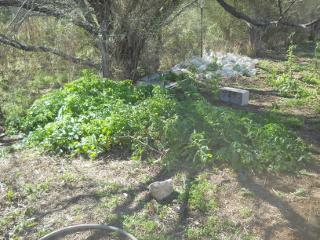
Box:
[0,50,320,240]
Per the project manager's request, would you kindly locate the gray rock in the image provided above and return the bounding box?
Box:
[149,179,173,201]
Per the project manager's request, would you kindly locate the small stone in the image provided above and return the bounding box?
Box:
[149,179,173,201]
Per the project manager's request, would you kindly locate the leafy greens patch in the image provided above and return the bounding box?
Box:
[8,70,311,172]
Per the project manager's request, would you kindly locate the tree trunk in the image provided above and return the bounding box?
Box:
[249,25,264,56]
[249,5,264,56]
[115,34,146,81]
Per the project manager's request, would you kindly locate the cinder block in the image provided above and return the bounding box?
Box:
[220,87,249,106]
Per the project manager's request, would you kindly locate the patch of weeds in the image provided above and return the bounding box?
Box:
[80,176,89,181]
[21,183,36,193]
[99,183,126,208]
[122,186,138,197]
[271,101,281,111]
[73,206,81,211]
[0,146,15,157]
[290,188,305,196]
[284,97,318,107]
[48,177,55,182]
[259,60,278,76]
[28,193,37,200]
[155,204,172,221]
[59,172,77,182]
[123,213,160,239]
[186,65,198,73]
[270,45,316,99]
[100,195,123,208]
[273,74,311,98]
[174,173,190,203]
[196,74,221,100]
[99,182,122,197]
[274,188,306,197]
[36,182,50,193]
[5,188,15,201]
[285,116,304,129]
[32,70,68,89]
[9,71,311,172]
[14,171,22,177]
[301,73,320,85]
[37,227,55,238]
[312,41,320,70]
[261,110,304,129]
[140,175,153,184]
[207,56,221,71]
[308,117,320,123]
[1,208,37,239]
[105,213,123,225]
[157,71,189,84]
[183,224,218,239]
[183,216,252,239]
[238,188,255,197]
[298,169,315,176]
[188,173,218,213]
[239,207,253,217]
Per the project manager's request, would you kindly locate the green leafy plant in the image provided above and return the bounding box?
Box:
[188,173,218,212]
[59,172,77,182]
[8,71,311,172]
[186,65,198,73]
[313,41,320,70]
[271,45,315,98]
[157,71,189,83]
[206,56,221,71]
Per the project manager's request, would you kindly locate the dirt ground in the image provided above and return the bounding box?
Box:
[0,51,320,240]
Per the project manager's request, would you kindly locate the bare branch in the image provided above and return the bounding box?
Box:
[4,0,31,33]
[215,0,320,28]
[277,0,296,25]
[0,0,99,34]
[164,0,198,26]
[75,0,97,27]
[0,34,100,68]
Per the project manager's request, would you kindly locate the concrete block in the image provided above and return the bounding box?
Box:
[220,87,249,106]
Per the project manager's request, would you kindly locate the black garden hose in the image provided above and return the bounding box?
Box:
[39,224,138,240]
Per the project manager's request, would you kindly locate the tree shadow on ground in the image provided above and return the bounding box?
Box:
[237,173,320,240]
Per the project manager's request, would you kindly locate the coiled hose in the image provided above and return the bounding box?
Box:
[39,224,138,240]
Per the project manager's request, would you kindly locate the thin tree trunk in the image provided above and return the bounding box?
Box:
[99,20,109,78]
